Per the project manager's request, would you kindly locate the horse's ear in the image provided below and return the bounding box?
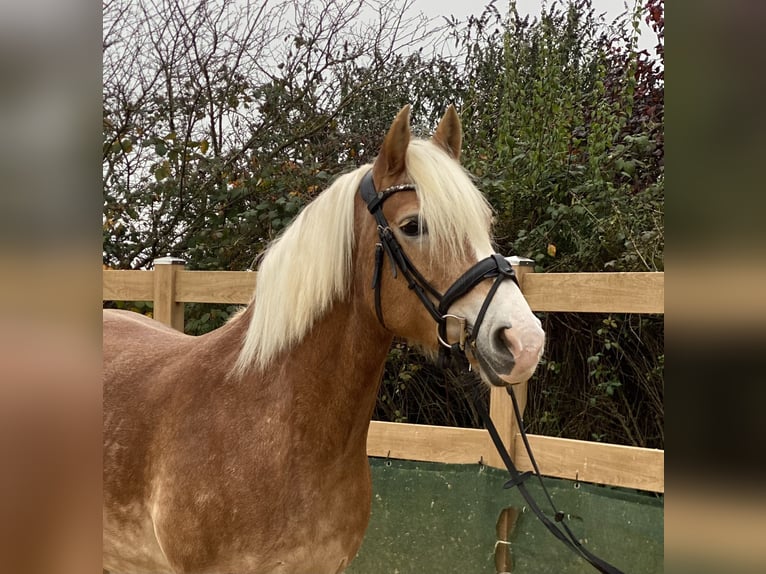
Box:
[431,104,462,161]
[373,104,411,183]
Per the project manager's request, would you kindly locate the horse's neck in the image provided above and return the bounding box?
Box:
[223,297,393,454]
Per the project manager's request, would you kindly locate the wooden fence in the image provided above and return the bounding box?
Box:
[103,258,664,493]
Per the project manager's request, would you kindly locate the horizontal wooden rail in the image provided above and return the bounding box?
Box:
[523,271,664,314]
[104,269,664,313]
[367,421,489,465]
[512,434,664,493]
[175,270,257,303]
[103,269,154,301]
[366,421,663,492]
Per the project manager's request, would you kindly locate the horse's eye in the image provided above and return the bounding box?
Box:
[399,219,424,237]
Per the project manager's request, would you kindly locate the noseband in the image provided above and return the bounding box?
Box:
[360,170,518,358]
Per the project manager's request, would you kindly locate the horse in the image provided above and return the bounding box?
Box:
[103,105,545,573]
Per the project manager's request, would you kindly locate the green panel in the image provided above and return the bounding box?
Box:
[348,458,663,574]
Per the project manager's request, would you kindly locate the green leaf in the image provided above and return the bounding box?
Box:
[154,161,170,181]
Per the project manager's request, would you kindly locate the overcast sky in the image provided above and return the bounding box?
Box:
[412,0,656,53]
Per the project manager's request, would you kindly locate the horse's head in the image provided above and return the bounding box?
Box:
[358,105,545,386]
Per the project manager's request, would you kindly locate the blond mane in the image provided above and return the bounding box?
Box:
[233,139,493,375]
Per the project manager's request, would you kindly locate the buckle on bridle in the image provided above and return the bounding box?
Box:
[493,252,516,278]
[437,314,468,351]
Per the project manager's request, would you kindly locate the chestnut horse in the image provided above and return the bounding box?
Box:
[103,105,545,573]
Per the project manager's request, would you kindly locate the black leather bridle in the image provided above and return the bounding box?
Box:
[360,169,626,574]
[360,170,518,358]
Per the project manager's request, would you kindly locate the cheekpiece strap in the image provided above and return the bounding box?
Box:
[361,170,437,328]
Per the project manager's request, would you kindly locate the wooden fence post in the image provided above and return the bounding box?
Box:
[486,257,535,468]
[152,256,186,331]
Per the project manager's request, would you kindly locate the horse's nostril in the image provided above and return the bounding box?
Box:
[483,325,544,380]
[499,327,544,378]
[501,328,523,359]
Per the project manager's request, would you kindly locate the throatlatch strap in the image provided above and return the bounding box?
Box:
[372,243,386,326]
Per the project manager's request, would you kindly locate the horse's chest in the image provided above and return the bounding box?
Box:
[222,540,354,574]
[222,476,372,573]
[104,500,362,574]
[103,502,175,573]
[139,459,372,573]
